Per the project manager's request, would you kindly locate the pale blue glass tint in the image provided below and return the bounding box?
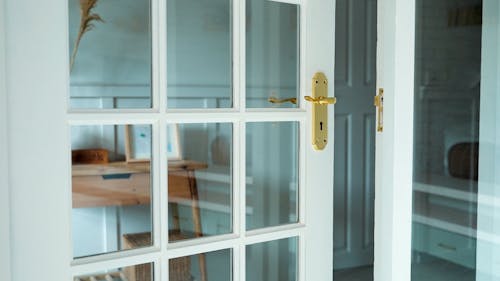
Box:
[411,1,483,280]
[169,249,232,281]
[68,0,152,109]
[246,237,298,281]
[246,0,299,108]
[168,123,233,242]
[167,0,232,109]
[75,263,153,281]
[246,122,299,230]
[71,125,153,259]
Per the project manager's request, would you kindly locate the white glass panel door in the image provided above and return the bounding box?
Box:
[376,0,500,280]
[411,1,500,280]
[3,0,335,281]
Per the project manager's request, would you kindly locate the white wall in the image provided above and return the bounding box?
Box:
[0,0,12,279]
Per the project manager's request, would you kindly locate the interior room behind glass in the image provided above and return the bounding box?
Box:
[412,0,482,280]
[68,0,300,280]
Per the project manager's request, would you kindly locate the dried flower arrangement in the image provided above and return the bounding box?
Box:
[69,0,104,72]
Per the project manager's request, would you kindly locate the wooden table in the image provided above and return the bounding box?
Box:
[72,160,209,281]
[72,160,207,207]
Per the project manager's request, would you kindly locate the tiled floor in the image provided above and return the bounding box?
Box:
[333,258,475,281]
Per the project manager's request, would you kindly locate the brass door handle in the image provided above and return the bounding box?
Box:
[304,96,337,105]
[306,72,336,151]
[268,97,297,105]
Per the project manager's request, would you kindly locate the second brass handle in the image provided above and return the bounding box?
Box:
[304,96,337,105]
[268,97,297,105]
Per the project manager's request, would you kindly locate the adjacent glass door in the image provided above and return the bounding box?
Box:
[376,0,500,280]
[411,0,500,280]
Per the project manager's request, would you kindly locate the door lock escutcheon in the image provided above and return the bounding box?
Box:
[305,72,336,151]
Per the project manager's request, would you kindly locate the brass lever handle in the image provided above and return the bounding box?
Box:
[268,97,297,105]
[307,72,334,151]
[304,95,337,105]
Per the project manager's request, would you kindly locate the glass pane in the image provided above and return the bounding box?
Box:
[246,122,299,230]
[246,0,299,108]
[74,263,153,281]
[68,0,152,109]
[246,237,298,281]
[168,123,232,242]
[411,1,497,280]
[167,0,232,109]
[169,249,232,281]
[71,124,152,258]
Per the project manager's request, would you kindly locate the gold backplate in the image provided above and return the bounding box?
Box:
[312,72,328,150]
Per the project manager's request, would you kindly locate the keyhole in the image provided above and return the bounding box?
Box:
[320,122,323,131]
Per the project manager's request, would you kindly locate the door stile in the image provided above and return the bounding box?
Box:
[150,120,163,253]
[236,0,246,279]
[157,0,167,114]
[151,0,161,112]
[234,0,242,112]
[374,0,415,280]
[0,0,11,278]
[304,0,335,280]
[477,1,500,279]
[6,0,72,279]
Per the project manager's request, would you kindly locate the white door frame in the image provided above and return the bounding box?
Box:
[305,0,335,278]
[374,0,415,280]
[0,0,11,279]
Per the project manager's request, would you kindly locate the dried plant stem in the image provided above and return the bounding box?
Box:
[70,34,83,72]
[70,0,103,72]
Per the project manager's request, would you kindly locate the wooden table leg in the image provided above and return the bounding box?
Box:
[187,170,208,281]
[171,202,181,233]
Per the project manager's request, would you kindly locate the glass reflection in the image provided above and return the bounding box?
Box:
[71,124,153,258]
[167,0,232,109]
[246,0,299,108]
[412,1,487,280]
[246,237,298,281]
[168,123,233,242]
[246,122,299,230]
[74,263,153,281]
[169,249,232,281]
[68,0,152,109]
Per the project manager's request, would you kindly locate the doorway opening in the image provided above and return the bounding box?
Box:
[333,0,377,280]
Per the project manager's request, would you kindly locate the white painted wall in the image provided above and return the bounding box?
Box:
[0,0,12,279]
